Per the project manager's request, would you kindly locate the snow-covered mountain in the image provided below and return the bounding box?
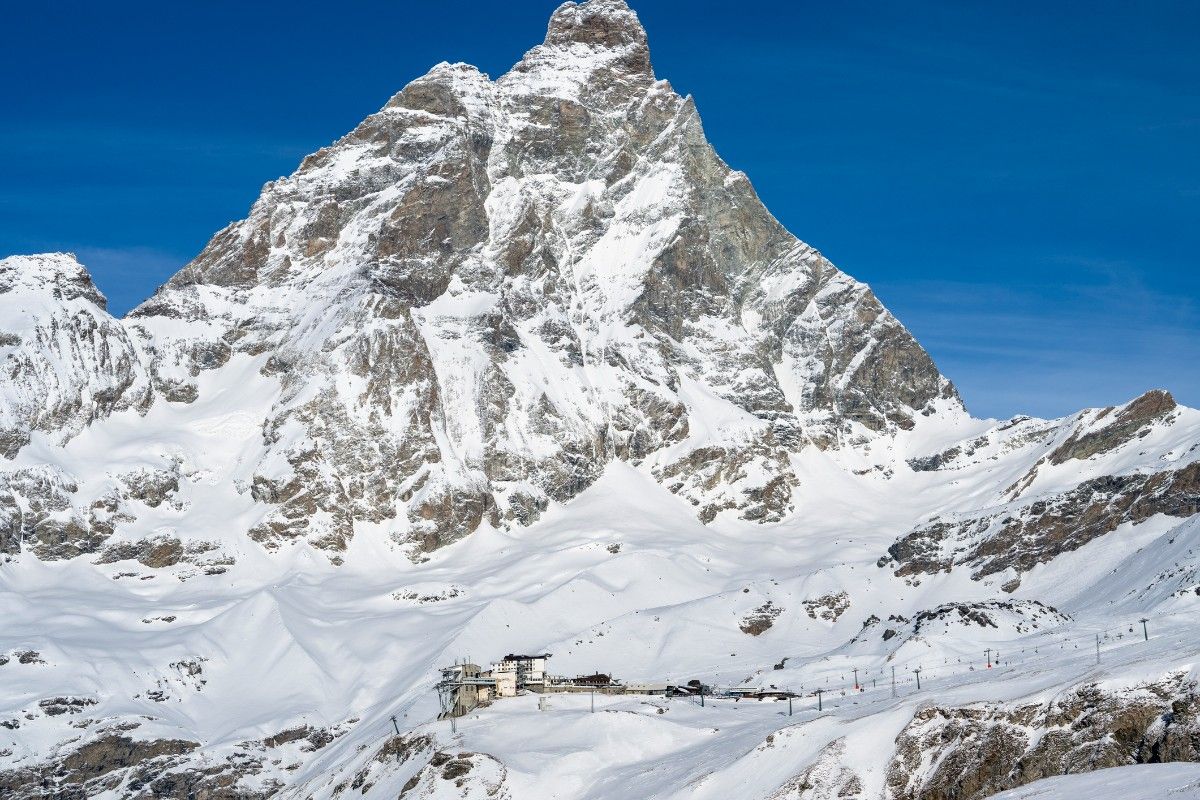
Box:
[2,2,1198,798]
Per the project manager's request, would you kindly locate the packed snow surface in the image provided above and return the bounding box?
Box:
[2,0,1199,798]
[983,763,1200,799]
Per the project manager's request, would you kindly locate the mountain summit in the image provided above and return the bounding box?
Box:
[2,3,1197,798]
[5,0,958,558]
[540,0,652,71]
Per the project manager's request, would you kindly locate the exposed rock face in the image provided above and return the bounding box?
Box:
[1048,389,1177,465]
[38,696,97,716]
[117,467,180,509]
[909,600,1067,635]
[341,733,434,796]
[740,601,783,635]
[261,725,334,753]
[0,0,959,559]
[1,4,1200,800]
[802,592,850,623]
[888,462,1200,579]
[769,738,863,800]
[0,254,152,459]
[96,535,185,568]
[0,466,128,559]
[0,716,357,799]
[0,734,205,800]
[657,434,797,523]
[396,749,508,798]
[852,600,1067,651]
[886,676,1200,800]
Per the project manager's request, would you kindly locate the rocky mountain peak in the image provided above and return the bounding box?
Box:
[508,0,653,97]
[0,253,150,459]
[543,0,650,61]
[0,252,108,310]
[3,6,1200,798]
[3,0,965,559]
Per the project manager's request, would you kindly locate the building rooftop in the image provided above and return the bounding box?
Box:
[573,673,612,684]
[502,653,552,661]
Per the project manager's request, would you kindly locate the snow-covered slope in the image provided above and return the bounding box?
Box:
[983,763,1200,799]
[0,254,150,459]
[2,1,1198,798]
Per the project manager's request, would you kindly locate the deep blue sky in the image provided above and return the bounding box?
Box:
[3,1,1197,419]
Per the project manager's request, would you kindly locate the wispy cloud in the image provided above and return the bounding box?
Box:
[873,268,1200,419]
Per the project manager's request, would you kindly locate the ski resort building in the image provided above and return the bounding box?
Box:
[492,670,519,698]
[437,653,719,715]
[436,654,551,716]
[493,653,552,691]
[571,673,613,687]
[435,662,496,719]
[624,682,668,695]
[541,672,626,694]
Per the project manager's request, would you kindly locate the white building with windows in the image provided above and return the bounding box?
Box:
[491,653,551,695]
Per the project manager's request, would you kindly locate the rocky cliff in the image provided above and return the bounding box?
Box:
[1,2,1198,799]
[3,0,961,561]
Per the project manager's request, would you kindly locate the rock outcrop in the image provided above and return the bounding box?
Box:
[1048,389,1177,465]
[887,675,1200,800]
[887,462,1200,579]
[0,734,205,800]
[769,738,864,800]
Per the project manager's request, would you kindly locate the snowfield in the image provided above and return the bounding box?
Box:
[983,763,1200,799]
[4,445,1199,797]
[2,1,1198,798]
